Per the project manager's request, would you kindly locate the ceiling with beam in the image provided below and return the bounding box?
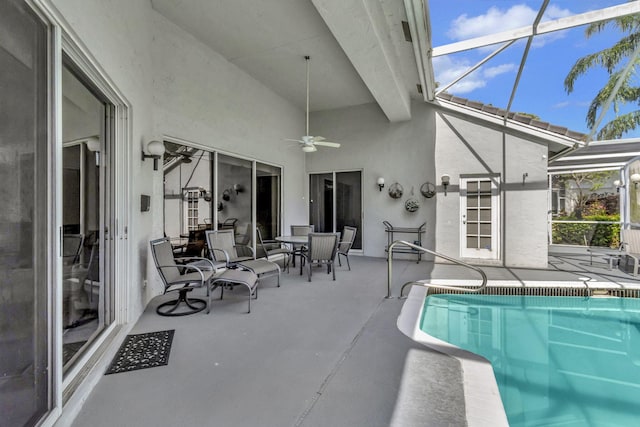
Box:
[151,0,639,134]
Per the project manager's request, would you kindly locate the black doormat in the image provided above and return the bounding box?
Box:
[105,330,175,375]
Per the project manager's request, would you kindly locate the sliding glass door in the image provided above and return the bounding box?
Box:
[0,2,50,425]
[309,171,362,249]
[162,144,281,254]
[61,60,115,371]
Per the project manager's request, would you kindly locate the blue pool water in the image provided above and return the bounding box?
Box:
[420,294,640,427]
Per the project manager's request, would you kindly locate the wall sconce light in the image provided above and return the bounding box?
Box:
[85,136,100,166]
[441,174,450,196]
[141,140,166,171]
[377,177,385,191]
[614,179,624,192]
[233,184,244,195]
[631,173,640,189]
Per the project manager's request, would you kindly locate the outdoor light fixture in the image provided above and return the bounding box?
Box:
[613,179,624,192]
[377,177,385,191]
[85,136,100,166]
[631,173,640,189]
[441,174,450,196]
[142,139,165,171]
[233,184,244,195]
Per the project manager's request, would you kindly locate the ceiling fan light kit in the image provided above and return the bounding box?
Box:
[286,55,341,153]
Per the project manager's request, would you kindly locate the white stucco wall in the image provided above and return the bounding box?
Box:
[434,109,549,268]
[308,102,549,268]
[307,102,437,260]
[50,0,309,317]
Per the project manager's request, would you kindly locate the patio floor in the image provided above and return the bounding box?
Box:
[68,247,640,427]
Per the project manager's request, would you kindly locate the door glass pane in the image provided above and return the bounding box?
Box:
[480,223,492,235]
[0,1,50,424]
[336,171,362,250]
[218,154,252,245]
[256,163,281,241]
[465,179,493,250]
[309,173,333,232]
[61,62,111,371]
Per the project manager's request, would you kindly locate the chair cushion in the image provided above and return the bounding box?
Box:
[212,269,258,290]
[239,259,279,276]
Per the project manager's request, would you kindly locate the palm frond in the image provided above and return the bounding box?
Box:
[596,111,640,140]
[586,70,635,127]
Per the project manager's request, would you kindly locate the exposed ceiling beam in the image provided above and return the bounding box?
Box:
[312,0,412,122]
[404,0,436,101]
[432,2,640,57]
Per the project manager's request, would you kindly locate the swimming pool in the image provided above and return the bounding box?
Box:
[419,292,640,427]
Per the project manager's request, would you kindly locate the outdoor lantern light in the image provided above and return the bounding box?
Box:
[441,174,450,196]
[142,139,166,171]
[631,173,640,189]
[613,179,624,192]
[377,177,385,191]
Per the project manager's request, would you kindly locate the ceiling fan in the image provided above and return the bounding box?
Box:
[286,56,340,153]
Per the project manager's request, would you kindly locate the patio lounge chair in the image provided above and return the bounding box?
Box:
[151,237,259,314]
[621,229,640,276]
[300,233,340,282]
[256,226,291,273]
[205,229,281,287]
[337,226,357,270]
[150,237,217,316]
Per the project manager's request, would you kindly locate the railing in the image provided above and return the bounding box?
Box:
[386,240,488,299]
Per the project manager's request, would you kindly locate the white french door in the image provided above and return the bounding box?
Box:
[460,176,500,260]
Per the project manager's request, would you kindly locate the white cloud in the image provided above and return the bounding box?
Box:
[483,63,516,79]
[433,56,516,94]
[553,101,570,109]
[447,4,573,41]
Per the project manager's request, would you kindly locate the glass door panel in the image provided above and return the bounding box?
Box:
[218,154,253,245]
[335,171,362,249]
[256,162,281,241]
[0,1,50,424]
[309,171,363,249]
[61,61,113,371]
[309,173,333,232]
[163,145,213,256]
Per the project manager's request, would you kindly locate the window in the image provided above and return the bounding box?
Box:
[185,190,200,230]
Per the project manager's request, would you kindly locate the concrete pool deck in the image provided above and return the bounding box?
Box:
[65,247,640,427]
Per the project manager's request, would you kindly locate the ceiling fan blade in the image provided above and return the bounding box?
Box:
[284,138,304,143]
[312,136,326,142]
[314,141,340,148]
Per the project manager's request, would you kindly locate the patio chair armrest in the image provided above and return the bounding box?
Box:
[209,248,231,264]
[155,264,206,282]
[236,244,256,259]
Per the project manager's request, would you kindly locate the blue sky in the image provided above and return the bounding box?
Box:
[428,1,638,138]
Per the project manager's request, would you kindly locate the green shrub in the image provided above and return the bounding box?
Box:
[552,214,620,247]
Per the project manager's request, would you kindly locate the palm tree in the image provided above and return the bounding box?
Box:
[564,12,640,140]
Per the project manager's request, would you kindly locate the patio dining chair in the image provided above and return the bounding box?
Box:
[300,232,340,282]
[205,229,281,287]
[337,226,357,270]
[290,224,314,267]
